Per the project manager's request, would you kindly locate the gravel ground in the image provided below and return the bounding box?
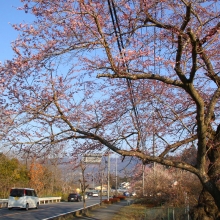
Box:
[72,200,129,220]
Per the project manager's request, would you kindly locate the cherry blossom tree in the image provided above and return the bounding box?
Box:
[131,163,202,207]
[1,0,220,219]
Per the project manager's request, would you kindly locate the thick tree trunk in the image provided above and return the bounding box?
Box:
[190,189,220,220]
[190,124,220,220]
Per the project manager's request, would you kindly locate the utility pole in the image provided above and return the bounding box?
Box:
[107,154,110,201]
[100,171,103,205]
[142,164,145,196]
[153,131,155,170]
[115,155,118,196]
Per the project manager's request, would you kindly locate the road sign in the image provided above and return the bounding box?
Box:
[83,153,102,164]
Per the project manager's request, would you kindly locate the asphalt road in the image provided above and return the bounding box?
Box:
[0,197,101,220]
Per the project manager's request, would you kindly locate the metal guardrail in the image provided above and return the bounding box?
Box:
[0,199,9,208]
[0,197,61,208]
[39,197,61,204]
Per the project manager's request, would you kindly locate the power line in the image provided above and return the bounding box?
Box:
[107,0,144,149]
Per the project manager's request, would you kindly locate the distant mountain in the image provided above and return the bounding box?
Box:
[57,155,141,179]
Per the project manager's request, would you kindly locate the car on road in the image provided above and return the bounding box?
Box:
[86,192,93,196]
[123,192,130,197]
[8,188,39,211]
[68,193,82,202]
[92,192,99,197]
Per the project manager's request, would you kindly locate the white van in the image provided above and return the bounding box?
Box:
[8,188,39,210]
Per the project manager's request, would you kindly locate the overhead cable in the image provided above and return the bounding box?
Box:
[107,0,144,149]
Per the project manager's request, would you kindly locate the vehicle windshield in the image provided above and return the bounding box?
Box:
[10,189,24,197]
[69,194,77,197]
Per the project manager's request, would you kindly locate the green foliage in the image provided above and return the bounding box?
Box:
[0,153,29,198]
[0,153,76,200]
[61,193,69,202]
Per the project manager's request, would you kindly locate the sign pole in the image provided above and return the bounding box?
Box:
[107,154,110,201]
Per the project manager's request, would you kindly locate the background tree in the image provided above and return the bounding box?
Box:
[40,145,66,196]
[131,163,202,207]
[28,156,65,196]
[29,158,46,194]
[1,1,220,219]
[0,153,29,198]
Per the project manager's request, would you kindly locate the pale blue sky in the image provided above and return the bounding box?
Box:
[0,0,34,62]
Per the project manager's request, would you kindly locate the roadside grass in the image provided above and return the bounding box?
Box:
[112,203,146,220]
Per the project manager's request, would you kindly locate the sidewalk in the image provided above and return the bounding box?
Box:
[73,200,129,220]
